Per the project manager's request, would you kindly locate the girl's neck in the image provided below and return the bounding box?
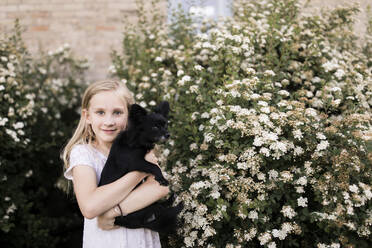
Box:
[92,141,111,157]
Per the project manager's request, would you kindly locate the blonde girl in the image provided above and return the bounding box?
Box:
[62,80,168,248]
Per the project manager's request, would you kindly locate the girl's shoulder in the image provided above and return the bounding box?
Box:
[70,143,102,161]
[65,143,107,178]
[71,143,107,161]
[71,143,91,154]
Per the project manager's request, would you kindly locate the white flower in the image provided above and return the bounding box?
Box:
[260,147,270,157]
[258,101,268,107]
[294,146,304,156]
[295,176,307,186]
[258,232,272,245]
[204,132,214,143]
[155,56,163,62]
[253,137,263,147]
[6,203,17,214]
[182,75,191,82]
[210,190,220,199]
[149,101,156,106]
[281,205,297,219]
[136,93,143,100]
[296,186,305,193]
[191,112,199,120]
[194,65,203,71]
[248,210,258,220]
[268,242,277,248]
[322,60,338,72]
[250,93,260,99]
[189,143,198,151]
[198,124,205,131]
[334,69,345,79]
[349,184,359,193]
[305,108,317,117]
[278,90,290,97]
[293,129,303,140]
[316,133,326,140]
[201,112,210,118]
[332,99,341,106]
[139,101,147,108]
[264,70,275,76]
[268,170,279,180]
[0,85,4,91]
[190,85,199,93]
[330,87,342,92]
[297,197,308,207]
[0,117,8,126]
[272,229,287,240]
[270,141,287,153]
[177,70,184,76]
[261,107,270,113]
[316,140,329,151]
[108,65,116,74]
[25,170,33,178]
[6,129,19,142]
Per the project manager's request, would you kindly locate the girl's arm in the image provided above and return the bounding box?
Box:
[119,175,169,214]
[72,167,147,219]
[97,150,169,230]
[97,175,169,230]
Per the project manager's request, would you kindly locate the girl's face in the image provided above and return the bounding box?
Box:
[84,90,127,149]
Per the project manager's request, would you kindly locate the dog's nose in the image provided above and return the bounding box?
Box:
[165,133,170,139]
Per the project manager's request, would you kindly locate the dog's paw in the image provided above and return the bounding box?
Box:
[156,177,169,186]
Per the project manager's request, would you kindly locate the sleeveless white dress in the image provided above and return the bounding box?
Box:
[64,144,161,248]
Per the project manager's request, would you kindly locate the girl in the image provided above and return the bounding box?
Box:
[62,80,168,248]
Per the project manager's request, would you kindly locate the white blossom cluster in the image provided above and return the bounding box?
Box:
[1,33,87,231]
[112,0,372,246]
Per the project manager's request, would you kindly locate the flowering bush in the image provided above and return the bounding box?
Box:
[0,22,88,247]
[111,0,372,247]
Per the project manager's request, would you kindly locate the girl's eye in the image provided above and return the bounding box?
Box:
[96,111,104,115]
[114,111,123,115]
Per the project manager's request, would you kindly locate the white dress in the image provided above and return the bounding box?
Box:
[64,144,161,248]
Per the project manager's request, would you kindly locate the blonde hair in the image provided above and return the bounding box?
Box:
[61,80,134,170]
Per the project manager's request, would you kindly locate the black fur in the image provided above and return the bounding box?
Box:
[98,101,183,233]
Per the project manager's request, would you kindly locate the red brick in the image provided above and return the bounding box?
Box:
[95,25,116,31]
[31,25,49,31]
[31,11,50,18]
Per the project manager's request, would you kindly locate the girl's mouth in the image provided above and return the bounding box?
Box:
[102,129,116,134]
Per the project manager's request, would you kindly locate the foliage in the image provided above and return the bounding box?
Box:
[0,21,88,247]
[111,0,372,247]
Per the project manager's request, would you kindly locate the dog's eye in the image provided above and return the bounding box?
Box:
[152,126,159,130]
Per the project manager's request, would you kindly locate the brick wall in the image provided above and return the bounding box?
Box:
[0,0,370,82]
[0,0,167,82]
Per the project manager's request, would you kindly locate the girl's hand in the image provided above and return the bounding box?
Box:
[97,207,120,230]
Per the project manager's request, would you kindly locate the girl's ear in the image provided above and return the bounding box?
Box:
[82,109,91,124]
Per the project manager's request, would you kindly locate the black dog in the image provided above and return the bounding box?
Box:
[98,101,182,233]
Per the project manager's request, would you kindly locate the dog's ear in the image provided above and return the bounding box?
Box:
[154,101,170,118]
[129,104,147,122]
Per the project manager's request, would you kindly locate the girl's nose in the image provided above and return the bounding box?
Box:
[104,115,115,126]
